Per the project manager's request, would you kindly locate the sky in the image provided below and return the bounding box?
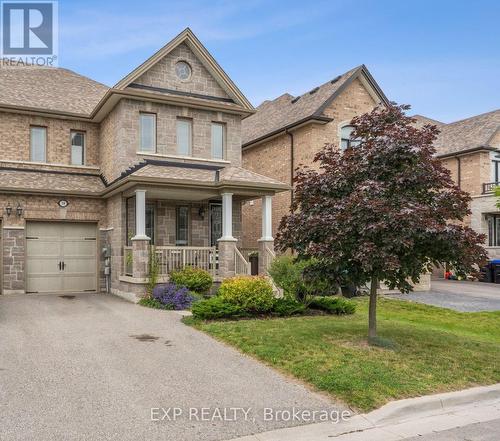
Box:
[57,0,500,123]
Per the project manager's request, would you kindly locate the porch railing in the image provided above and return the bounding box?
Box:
[483,182,500,194]
[261,245,276,275]
[124,246,133,276]
[155,246,217,278]
[234,247,251,275]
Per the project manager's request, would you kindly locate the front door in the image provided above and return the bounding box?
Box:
[210,203,222,247]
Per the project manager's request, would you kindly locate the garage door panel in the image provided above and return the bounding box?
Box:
[61,240,96,257]
[26,222,97,293]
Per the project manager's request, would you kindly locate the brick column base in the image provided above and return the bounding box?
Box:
[218,239,237,279]
[258,239,275,276]
[131,238,150,279]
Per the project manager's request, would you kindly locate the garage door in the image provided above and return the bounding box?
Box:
[26,222,97,293]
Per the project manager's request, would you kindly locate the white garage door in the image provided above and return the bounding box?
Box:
[26,222,97,293]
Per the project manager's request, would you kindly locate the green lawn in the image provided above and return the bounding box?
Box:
[185,298,500,411]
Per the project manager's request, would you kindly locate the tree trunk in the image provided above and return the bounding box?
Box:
[368,275,378,342]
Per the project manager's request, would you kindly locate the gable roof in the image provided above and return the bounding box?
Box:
[242,65,389,147]
[415,110,500,157]
[113,28,253,112]
[0,65,109,116]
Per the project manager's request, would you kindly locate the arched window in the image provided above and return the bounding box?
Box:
[340,125,361,151]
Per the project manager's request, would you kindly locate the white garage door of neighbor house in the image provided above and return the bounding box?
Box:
[26,222,97,293]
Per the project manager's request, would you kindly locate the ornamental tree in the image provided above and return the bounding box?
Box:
[276,104,487,341]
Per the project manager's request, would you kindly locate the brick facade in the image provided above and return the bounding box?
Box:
[242,78,379,247]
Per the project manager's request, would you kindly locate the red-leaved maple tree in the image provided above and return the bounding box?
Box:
[276,104,487,341]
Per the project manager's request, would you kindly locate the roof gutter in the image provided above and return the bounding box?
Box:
[436,145,498,159]
[242,115,332,149]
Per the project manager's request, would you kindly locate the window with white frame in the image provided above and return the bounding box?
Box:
[176,206,189,245]
[487,214,500,246]
[340,125,361,151]
[70,131,85,165]
[177,119,192,156]
[211,122,224,160]
[139,113,156,152]
[30,126,46,162]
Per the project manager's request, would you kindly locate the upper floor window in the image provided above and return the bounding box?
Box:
[30,126,46,162]
[70,131,85,165]
[139,113,156,153]
[340,125,361,151]
[177,119,192,156]
[211,122,225,160]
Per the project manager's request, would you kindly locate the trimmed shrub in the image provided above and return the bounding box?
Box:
[218,276,275,313]
[308,296,356,315]
[191,297,246,320]
[152,283,196,310]
[138,297,173,310]
[169,267,213,294]
[271,298,306,316]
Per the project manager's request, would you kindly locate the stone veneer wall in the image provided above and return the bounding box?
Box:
[2,228,25,294]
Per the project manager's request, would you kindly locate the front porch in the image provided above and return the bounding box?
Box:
[121,188,276,284]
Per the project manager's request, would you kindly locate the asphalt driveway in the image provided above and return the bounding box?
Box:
[0,293,341,441]
[387,280,500,312]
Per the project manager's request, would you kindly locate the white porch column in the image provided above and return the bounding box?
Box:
[218,192,237,278]
[220,192,235,240]
[132,189,150,240]
[260,195,273,241]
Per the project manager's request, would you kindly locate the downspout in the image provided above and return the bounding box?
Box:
[286,129,294,206]
[456,156,461,189]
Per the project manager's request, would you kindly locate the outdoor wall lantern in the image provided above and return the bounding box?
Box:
[5,203,12,216]
[16,204,23,217]
[198,207,206,220]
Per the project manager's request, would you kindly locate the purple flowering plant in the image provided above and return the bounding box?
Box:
[152,283,196,310]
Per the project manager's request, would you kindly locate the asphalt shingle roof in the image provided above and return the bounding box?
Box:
[0,65,109,115]
[414,110,500,156]
[242,66,369,146]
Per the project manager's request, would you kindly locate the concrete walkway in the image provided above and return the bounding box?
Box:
[0,293,341,441]
[386,280,500,311]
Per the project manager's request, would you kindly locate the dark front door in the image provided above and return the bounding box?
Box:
[210,204,222,247]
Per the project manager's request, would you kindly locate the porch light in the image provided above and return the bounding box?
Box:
[198,206,205,220]
[5,203,12,216]
[16,204,23,217]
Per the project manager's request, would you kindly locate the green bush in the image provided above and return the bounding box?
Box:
[191,297,246,320]
[271,298,306,316]
[269,256,338,301]
[308,296,356,315]
[138,297,174,310]
[218,276,275,313]
[169,267,213,294]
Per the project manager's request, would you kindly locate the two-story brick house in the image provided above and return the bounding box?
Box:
[0,29,288,299]
[415,110,500,260]
[241,65,389,248]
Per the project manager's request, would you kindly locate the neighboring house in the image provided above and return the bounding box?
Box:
[241,65,389,248]
[0,28,288,300]
[415,110,500,259]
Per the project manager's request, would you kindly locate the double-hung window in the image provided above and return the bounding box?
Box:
[211,122,225,160]
[139,113,156,153]
[70,131,85,165]
[30,126,46,162]
[176,119,192,156]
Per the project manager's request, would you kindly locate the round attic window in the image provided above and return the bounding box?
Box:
[175,61,192,80]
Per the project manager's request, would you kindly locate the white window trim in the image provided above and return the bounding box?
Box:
[30,126,47,163]
[211,122,225,160]
[139,113,157,153]
[176,118,193,157]
[70,130,85,166]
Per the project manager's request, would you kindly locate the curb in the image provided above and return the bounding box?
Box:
[365,383,500,424]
